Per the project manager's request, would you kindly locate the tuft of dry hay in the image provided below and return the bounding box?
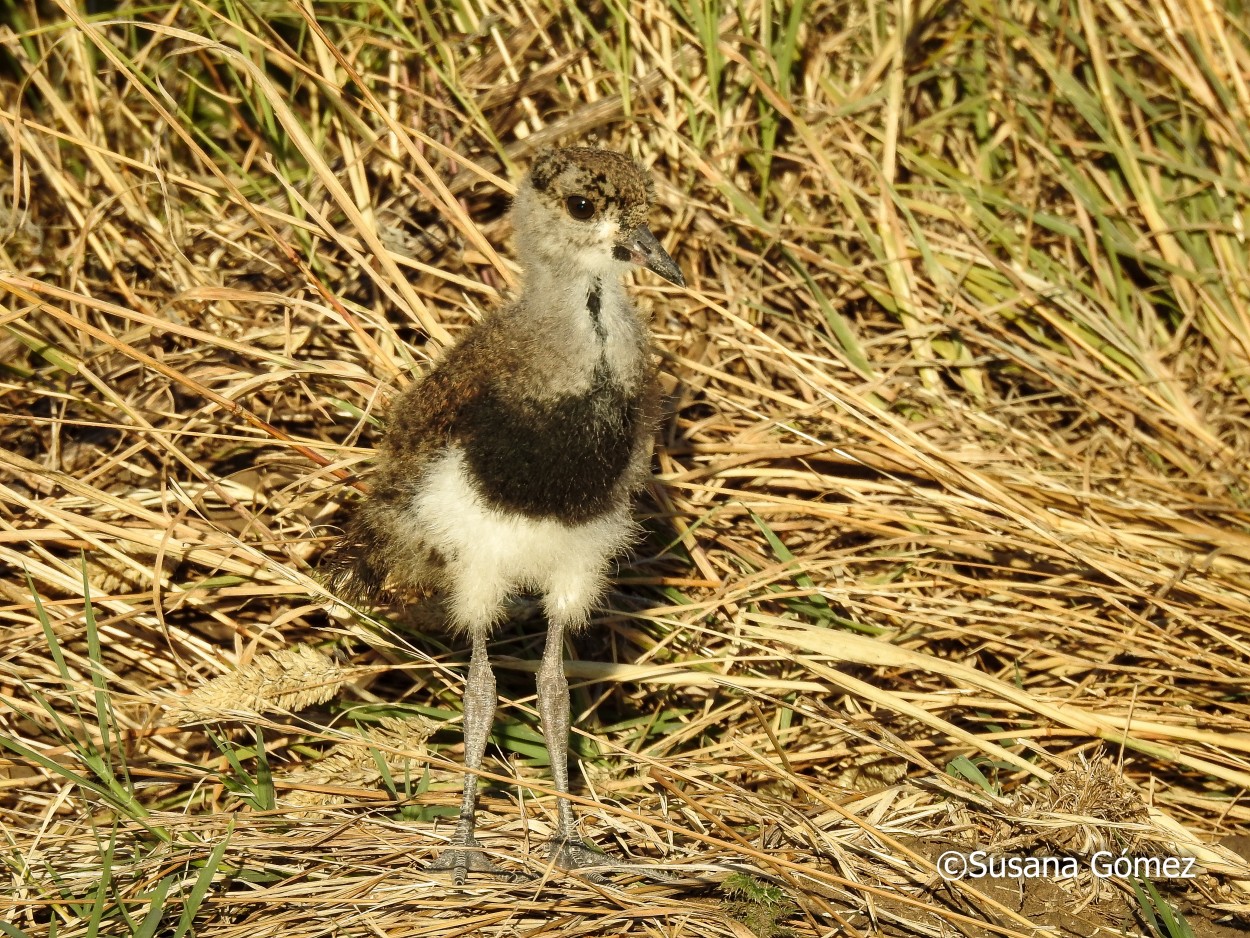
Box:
[276,715,439,810]
[3,0,1250,935]
[1002,756,1151,857]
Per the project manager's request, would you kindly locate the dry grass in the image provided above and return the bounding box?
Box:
[2,0,1250,935]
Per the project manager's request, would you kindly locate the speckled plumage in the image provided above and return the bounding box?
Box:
[325,147,683,881]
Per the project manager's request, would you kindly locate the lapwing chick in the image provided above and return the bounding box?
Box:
[329,147,684,882]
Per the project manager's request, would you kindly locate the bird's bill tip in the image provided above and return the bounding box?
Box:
[623,225,685,287]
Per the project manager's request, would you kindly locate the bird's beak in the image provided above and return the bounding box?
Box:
[620,225,685,287]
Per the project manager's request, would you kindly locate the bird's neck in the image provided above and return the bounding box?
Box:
[509,263,647,396]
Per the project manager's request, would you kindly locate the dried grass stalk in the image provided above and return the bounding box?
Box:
[277,716,439,809]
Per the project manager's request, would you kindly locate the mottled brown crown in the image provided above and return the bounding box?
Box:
[529,147,656,233]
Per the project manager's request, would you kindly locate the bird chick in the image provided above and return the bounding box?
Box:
[329,147,684,882]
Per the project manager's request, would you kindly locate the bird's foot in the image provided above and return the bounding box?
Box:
[427,835,505,885]
[532,835,628,883]
[536,836,705,884]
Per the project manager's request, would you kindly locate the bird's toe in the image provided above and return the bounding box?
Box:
[535,836,623,882]
[427,838,506,883]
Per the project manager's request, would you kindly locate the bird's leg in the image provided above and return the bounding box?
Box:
[428,630,503,882]
[535,613,612,873]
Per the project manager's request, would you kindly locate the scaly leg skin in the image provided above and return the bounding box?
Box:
[534,613,620,881]
[530,611,695,885]
[428,631,505,883]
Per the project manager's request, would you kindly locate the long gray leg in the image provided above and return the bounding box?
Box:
[538,616,577,838]
[536,613,612,873]
[429,629,502,882]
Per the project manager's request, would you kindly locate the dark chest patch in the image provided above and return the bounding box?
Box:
[458,369,643,522]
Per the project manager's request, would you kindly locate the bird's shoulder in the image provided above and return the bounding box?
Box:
[380,316,519,461]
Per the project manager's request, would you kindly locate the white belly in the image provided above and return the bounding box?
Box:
[405,447,636,630]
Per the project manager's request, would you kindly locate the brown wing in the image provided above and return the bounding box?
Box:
[323,321,512,603]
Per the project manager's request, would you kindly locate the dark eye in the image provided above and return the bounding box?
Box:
[565,195,596,220]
